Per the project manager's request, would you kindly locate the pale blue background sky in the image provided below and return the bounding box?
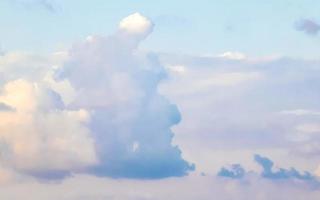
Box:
[1,0,320,57]
[1,1,320,199]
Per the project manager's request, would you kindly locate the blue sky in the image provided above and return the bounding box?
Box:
[1,1,320,200]
[1,0,320,58]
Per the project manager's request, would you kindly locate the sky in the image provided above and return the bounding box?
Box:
[1,1,320,199]
[1,0,320,57]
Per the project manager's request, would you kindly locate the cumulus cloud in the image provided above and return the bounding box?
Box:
[56,13,194,178]
[0,51,65,84]
[0,9,320,199]
[295,18,320,36]
[119,12,154,40]
[0,13,194,180]
[218,155,317,183]
[254,154,315,181]
[217,164,245,179]
[0,79,97,179]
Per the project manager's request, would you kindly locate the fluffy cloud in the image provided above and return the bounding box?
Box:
[0,52,62,84]
[0,79,97,179]
[0,13,194,180]
[56,13,194,178]
[119,12,154,39]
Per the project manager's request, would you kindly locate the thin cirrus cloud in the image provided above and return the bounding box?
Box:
[13,0,58,12]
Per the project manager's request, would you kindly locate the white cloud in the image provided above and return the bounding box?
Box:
[119,12,154,39]
[0,51,66,85]
[0,79,97,176]
[217,51,247,60]
[161,66,262,96]
[0,13,193,180]
[279,109,320,116]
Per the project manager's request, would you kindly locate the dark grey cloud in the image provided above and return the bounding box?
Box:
[295,18,320,36]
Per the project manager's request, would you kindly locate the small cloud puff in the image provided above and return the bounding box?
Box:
[218,155,316,182]
[295,18,320,36]
[217,164,245,179]
[119,12,154,39]
[254,154,314,181]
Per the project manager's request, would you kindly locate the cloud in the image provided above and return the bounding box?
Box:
[0,103,14,112]
[119,13,154,40]
[254,154,315,181]
[218,155,317,183]
[316,166,320,177]
[217,164,245,179]
[158,54,320,174]
[55,13,194,178]
[14,0,58,12]
[217,51,247,60]
[0,13,194,180]
[1,174,320,200]
[0,10,320,198]
[0,79,97,179]
[0,51,65,84]
[279,109,320,116]
[295,18,320,36]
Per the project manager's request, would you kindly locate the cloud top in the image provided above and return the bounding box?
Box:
[119,12,154,39]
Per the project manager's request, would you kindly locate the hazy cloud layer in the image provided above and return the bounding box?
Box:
[1,174,320,200]
[159,53,320,175]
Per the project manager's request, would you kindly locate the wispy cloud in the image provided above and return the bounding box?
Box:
[295,18,320,36]
[14,0,58,12]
